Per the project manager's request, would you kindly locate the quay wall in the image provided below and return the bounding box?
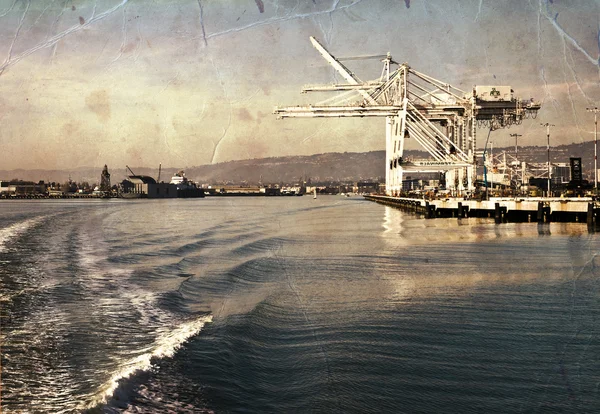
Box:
[365,195,600,226]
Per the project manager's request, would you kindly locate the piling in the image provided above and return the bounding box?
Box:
[494,203,507,223]
[536,202,550,223]
[364,195,596,228]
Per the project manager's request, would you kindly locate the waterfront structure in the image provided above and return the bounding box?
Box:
[553,163,571,186]
[0,180,47,197]
[100,165,111,192]
[354,181,379,194]
[274,37,541,196]
[169,171,204,198]
[121,175,177,199]
[365,194,600,226]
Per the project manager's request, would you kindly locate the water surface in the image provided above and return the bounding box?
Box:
[1,197,599,412]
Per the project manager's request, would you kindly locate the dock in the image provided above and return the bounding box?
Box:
[364,195,600,227]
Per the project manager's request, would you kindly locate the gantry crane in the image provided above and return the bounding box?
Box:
[273,37,541,196]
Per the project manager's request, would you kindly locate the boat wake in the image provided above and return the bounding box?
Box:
[0,216,44,253]
[86,314,213,410]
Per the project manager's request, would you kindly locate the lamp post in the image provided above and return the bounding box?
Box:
[509,133,522,161]
[509,133,522,191]
[541,123,555,196]
[483,128,493,200]
[586,107,599,191]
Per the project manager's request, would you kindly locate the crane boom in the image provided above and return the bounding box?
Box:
[309,36,377,105]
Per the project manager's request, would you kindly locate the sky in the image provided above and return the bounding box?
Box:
[0,0,598,170]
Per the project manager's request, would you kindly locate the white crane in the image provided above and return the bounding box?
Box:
[274,37,541,196]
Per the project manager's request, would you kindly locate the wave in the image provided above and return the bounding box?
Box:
[0,216,44,253]
[87,314,213,410]
[229,236,289,257]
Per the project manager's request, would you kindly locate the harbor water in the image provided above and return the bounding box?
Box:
[1,197,600,412]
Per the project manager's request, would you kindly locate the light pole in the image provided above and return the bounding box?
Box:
[586,107,599,191]
[483,128,493,200]
[509,133,522,192]
[541,123,555,196]
[509,133,522,161]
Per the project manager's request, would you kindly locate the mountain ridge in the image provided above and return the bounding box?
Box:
[1,141,596,185]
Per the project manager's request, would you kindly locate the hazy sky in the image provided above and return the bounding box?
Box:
[0,0,598,170]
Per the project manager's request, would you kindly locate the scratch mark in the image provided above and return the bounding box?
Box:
[24,0,55,33]
[301,126,322,144]
[1,0,30,77]
[537,0,559,111]
[211,117,232,165]
[155,72,180,98]
[313,15,332,53]
[203,0,365,42]
[0,0,131,76]
[230,88,261,105]
[322,0,337,47]
[94,37,111,64]
[474,0,482,21]
[48,0,69,62]
[332,0,341,14]
[209,58,232,165]
[328,5,335,42]
[196,0,208,47]
[563,37,593,105]
[561,37,583,142]
[109,5,128,66]
[133,18,142,62]
[290,0,301,18]
[596,25,600,82]
[541,0,599,66]
[0,0,17,18]
[198,101,207,121]
[314,2,338,83]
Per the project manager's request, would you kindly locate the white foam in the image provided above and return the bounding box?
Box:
[86,314,213,410]
[0,217,44,253]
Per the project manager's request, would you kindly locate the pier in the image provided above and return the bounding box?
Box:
[365,195,600,227]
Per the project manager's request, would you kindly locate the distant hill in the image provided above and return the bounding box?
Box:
[184,151,393,184]
[1,141,596,185]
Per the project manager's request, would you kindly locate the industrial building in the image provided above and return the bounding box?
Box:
[121,176,177,199]
[0,180,47,197]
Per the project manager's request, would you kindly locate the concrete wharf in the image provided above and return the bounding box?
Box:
[365,195,600,227]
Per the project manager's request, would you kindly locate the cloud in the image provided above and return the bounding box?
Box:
[0,0,597,170]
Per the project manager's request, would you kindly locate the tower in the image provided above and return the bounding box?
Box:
[100,164,111,192]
